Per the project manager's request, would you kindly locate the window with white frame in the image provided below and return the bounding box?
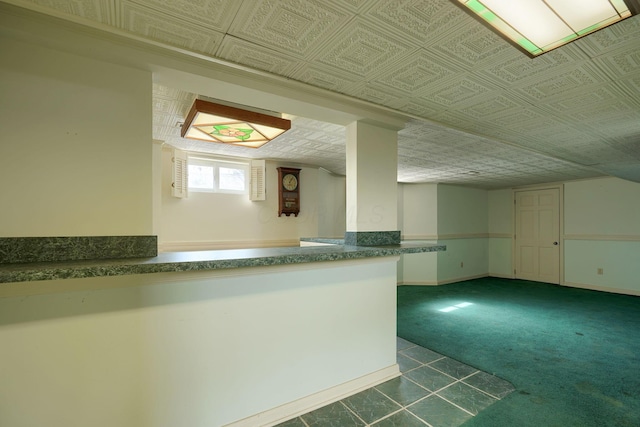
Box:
[188,156,249,195]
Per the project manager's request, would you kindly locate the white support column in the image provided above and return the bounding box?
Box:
[345,121,401,246]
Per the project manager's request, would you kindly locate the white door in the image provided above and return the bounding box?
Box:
[514,188,560,284]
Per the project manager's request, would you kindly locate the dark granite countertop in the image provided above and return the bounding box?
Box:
[0,241,445,283]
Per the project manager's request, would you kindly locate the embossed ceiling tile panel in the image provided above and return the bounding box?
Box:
[120,1,223,55]
[279,125,345,148]
[365,0,468,45]
[456,94,523,120]
[476,44,588,87]
[573,15,640,58]
[514,128,598,152]
[417,74,502,109]
[511,64,611,104]
[556,147,627,168]
[22,0,114,24]
[288,63,364,95]
[578,110,640,142]
[400,119,448,136]
[345,83,408,107]
[368,49,466,97]
[313,17,418,78]
[229,0,351,59]
[427,24,513,69]
[534,84,631,116]
[152,86,195,113]
[386,98,444,119]
[217,36,302,76]
[591,45,640,80]
[152,86,196,141]
[126,0,242,32]
[428,110,520,142]
[605,136,640,158]
[616,74,640,106]
[322,0,379,13]
[293,117,345,134]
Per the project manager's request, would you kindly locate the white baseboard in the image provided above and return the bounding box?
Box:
[398,273,490,286]
[399,280,439,286]
[489,273,515,279]
[224,364,400,427]
[562,281,640,297]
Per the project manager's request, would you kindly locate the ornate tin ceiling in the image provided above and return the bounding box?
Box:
[7,0,640,189]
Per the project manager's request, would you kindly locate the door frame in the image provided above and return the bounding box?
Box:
[511,184,564,285]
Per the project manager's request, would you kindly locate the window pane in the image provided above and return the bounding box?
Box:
[219,167,245,191]
[188,164,214,189]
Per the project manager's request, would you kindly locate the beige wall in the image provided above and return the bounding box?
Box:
[0,37,152,237]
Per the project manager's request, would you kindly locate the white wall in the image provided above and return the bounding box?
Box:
[400,183,438,239]
[482,177,640,295]
[317,170,346,238]
[398,177,640,294]
[398,184,489,285]
[564,177,640,295]
[0,37,152,237]
[346,122,398,231]
[0,260,399,427]
[437,185,489,283]
[488,189,513,278]
[398,183,438,284]
[158,148,345,249]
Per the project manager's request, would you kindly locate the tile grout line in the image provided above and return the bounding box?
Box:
[460,379,508,401]
[403,378,477,418]
[362,407,405,426]
[280,340,510,427]
[433,391,478,417]
[396,344,511,422]
[338,400,369,426]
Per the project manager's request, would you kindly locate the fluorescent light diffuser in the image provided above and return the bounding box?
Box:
[453,0,639,56]
[181,99,291,149]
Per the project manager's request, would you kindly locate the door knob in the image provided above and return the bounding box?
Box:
[553,242,558,245]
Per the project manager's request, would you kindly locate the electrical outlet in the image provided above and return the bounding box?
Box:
[597,268,603,275]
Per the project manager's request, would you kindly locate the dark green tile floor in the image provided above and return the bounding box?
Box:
[275,337,514,427]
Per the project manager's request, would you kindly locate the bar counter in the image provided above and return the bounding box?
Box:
[0,240,445,284]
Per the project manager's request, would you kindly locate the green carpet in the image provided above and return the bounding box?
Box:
[397,278,640,427]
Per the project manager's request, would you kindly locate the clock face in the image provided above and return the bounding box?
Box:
[282,173,298,191]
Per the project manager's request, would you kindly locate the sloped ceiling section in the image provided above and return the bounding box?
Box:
[9,0,640,189]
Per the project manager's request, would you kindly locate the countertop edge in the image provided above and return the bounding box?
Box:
[0,243,446,284]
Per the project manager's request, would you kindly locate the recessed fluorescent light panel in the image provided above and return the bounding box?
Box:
[453,0,639,57]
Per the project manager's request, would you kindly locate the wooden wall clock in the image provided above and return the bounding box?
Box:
[277,167,301,217]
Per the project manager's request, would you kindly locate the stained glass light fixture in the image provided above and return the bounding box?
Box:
[181,99,291,148]
[453,0,639,57]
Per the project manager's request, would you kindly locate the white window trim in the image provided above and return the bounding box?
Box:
[187,155,250,195]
